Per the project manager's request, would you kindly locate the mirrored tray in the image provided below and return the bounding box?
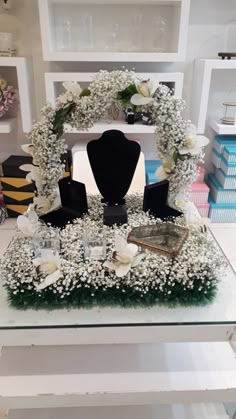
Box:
[127,223,189,257]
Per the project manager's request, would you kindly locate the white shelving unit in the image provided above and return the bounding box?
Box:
[192,58,236,134]
[0,119,15,134]
[38,0,190,62]
[3,404,231,419]
[210,120,236,135]
[0,341,236,409]
[0,57,34,133]
[45,71,183,134]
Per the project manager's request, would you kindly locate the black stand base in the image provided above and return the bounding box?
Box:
[150,206,182,220]
[103,205,128,226]
[40,207,82,229]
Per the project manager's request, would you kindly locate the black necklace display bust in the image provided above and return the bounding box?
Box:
[87,130,140,226]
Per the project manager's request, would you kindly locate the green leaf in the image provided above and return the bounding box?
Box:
[172,150,178,163]
[117,84,137,101]
[80,88,90,97]
[117,84,138,109]
[53,103,76,136]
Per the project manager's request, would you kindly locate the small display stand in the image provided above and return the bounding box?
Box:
[221,102,236,125]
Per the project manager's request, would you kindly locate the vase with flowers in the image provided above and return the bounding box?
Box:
[0,76,16,118]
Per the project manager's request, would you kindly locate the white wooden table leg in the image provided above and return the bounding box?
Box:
[0,347,8,419]
[229,328,236,353]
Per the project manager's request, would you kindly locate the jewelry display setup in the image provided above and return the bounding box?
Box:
[0,70,222,310]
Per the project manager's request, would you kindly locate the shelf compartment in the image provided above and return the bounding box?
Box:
[192,58,236,134]
[0,118,15,134]
[39,0,190,62]
[45,72,183,106]
[45,71,183,134]
[0,342,236,408]
[0,57,35,133]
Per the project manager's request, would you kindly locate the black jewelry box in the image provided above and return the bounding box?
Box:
[143,180,182,220]
[1,155,33,178]
[40,177,88,228]
[103,204,128,226]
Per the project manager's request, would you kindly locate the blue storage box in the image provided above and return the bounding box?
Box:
[145,160,161,172]
[223,146,236,163]
[213,135,236,154]
[145,160,161,185]
[208,174,236,203]
[212,149,222,168]
[209,196,236,223]
[215,169,236,189]
[220,157,236,176]
[146,172,158,184]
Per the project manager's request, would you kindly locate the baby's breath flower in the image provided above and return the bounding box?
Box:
[0,195,224,305]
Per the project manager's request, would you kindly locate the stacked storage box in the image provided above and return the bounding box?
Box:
[0,188,3,206]
[208,135,236,222]
[145,160,161,185]
[0,153,72,218]
[145,160,209,217]
[188,165,210,217]
[0,155,35,217]
[0,153,8,207]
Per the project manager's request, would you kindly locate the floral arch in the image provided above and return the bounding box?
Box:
[21,70,208,214]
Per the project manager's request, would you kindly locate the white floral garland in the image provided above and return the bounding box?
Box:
[21,70,209,214]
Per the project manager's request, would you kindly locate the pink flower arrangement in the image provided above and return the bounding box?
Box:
[0,85,16,118]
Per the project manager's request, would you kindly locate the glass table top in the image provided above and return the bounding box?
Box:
[0,228,236,329]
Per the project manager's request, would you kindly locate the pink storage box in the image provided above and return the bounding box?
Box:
[188,182,210,204]
[195,202,210,218]
[197,165,205,182]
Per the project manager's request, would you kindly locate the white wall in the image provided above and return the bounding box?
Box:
[1,0,236,163]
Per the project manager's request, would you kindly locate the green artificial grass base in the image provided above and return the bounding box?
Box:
[6,282,218,311]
